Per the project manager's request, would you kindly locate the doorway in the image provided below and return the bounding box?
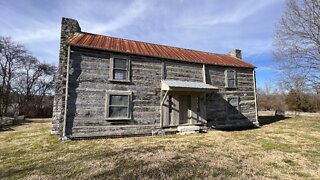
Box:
[179,95,191,124]
[162,93,206,127]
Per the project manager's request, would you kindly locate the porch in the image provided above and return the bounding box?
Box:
[160,80,218,132]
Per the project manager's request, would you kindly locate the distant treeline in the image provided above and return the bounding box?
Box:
[257,88,320,113]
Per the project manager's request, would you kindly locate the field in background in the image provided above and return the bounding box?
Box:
[259,110,320,117]
[0,116,319,179]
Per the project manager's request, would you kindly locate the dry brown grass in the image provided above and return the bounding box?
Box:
[0,116,319,179]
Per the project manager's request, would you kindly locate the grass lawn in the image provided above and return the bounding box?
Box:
[0,117,319,179]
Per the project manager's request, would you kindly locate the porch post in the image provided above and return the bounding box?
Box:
[202,64,206,83]
[160,90,169,128]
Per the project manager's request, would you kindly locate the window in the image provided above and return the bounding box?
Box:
[226,96,240,120]
[225,70,237,88]
[109,56,130,82]
[106,91,132,120]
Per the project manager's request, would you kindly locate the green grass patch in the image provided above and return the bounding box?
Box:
[259,139,301,153]
[0,117,319,179]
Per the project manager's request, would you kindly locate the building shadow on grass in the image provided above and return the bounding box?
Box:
[218,115,290,132]
[258,115,290,126]
[0,126,15,131]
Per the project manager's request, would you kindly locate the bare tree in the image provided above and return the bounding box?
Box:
[257,84,287,112]
[0,36,56,121]
[14,56,56,115]
[0,37,26,116]
[273,0,320,93]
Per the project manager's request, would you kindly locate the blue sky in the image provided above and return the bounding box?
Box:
[0,0,286,88]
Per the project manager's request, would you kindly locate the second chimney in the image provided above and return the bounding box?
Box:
[229,49,242,59]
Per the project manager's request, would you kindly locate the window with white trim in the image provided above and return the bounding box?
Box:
[109,56,131,81]
[106,91,132,120]
[225,70,237,88]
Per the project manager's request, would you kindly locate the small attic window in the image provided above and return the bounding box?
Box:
[225,70,237,88]
[109,56,131,82]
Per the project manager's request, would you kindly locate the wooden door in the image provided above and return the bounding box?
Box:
[190,96,199,124]
[179,95,191,124]
[169,95,180,126]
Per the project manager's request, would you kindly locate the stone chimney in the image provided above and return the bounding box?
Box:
[60,17,81,40]
[52,18,81,135]
[229,49,242,59]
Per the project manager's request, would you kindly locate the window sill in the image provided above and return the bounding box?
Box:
[109,79,131,83]
[106,117,132,121]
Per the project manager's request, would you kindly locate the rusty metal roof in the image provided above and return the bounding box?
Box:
[65,32,255,68]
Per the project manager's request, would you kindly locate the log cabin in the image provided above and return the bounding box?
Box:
[52,17,259,139]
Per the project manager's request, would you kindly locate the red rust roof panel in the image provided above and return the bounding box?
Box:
[65,32,255,68]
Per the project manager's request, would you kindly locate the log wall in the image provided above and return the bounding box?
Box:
[206,65,258,128]
[56,46,258,137]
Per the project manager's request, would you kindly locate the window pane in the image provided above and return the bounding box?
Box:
[110,95,128,106]
[227,71,235,79]
[226,70,236,87]
[114,58,127,69]
[229,98,238,107]
[109,107,128,118]
[228,79,235,87]
[114,70,127,80]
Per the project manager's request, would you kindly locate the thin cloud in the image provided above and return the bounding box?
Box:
[257,66,282,73]
[13,26,59,42]
[86,0,150,34]
[177,0,279,27]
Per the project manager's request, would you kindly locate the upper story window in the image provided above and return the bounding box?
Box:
[225,70,237,88]
[109,56,131,82]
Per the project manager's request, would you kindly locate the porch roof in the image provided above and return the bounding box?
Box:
[161,80,218,92]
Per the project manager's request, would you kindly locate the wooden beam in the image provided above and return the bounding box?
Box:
[160,90,169,106]
[253,69,259,126]
[160,90,169,128]
[160,88,163,128]
[202,64,206,83]
[62,45,71,138]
